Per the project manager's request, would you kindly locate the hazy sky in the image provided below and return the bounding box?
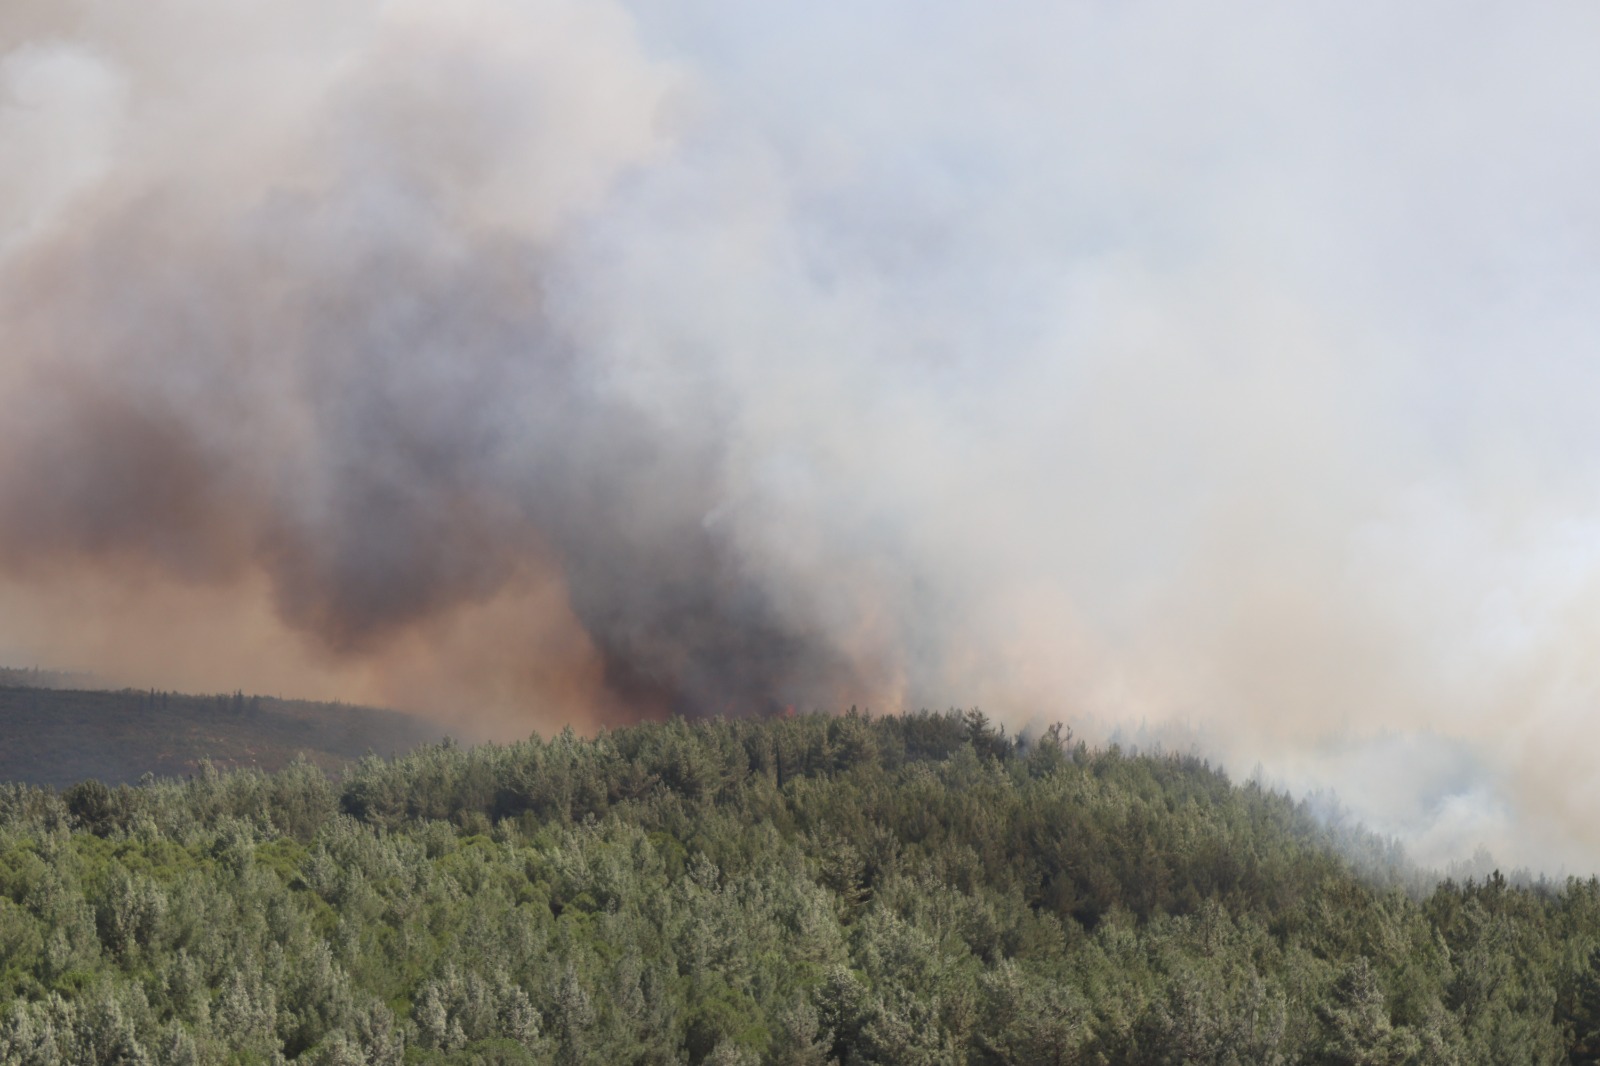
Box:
[3,0,1599,870]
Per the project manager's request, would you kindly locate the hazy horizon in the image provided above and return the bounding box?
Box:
[4,0,1600,871]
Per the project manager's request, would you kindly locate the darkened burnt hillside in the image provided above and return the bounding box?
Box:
[0,684,440,787]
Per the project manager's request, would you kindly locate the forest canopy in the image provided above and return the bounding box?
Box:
[1,709,1597,1064]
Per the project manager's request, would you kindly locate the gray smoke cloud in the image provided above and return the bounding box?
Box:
[3,0,1600,869]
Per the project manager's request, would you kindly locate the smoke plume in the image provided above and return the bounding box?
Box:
[4,1,1600,868]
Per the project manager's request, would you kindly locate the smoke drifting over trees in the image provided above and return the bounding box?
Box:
[3,1,1600,869]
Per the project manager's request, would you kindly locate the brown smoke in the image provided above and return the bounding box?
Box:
[6,0,1600,869]
[0,0,894,737]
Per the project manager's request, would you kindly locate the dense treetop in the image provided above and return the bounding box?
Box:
[1,709,1598,1064]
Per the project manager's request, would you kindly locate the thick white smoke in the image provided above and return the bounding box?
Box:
[3,0,1600,869]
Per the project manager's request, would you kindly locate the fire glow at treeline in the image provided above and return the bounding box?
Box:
[3,1,1600,870]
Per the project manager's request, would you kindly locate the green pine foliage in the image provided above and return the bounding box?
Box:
[0,709,1594,1064]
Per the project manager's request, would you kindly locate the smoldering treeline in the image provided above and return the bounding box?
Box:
[5,0,1600,870]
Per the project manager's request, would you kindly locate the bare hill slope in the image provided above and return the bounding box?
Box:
[0,684,442,786]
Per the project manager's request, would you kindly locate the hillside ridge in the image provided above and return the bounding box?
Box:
[3,709,1596,1062]
[0,683,442,787]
